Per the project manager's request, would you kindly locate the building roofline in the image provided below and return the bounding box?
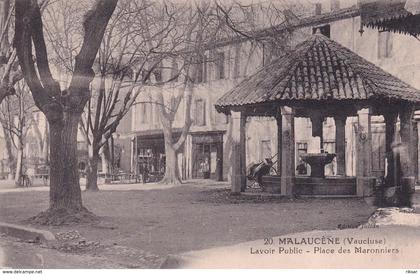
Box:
[202,6,361,51]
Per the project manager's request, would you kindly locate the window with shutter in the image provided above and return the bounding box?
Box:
[215,51,225,80]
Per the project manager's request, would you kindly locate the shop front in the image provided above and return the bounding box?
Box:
[191,131,224,181]
[133,129,183,182]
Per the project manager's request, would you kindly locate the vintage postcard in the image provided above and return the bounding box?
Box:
[0,0,420,271]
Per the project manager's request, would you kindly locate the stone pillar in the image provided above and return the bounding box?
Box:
[399,105,416,186]
[281,106,295,196]
[334,115,347,176]
[356,108,374,197]
[230,111,247,193]
[384,112,397,180]
[239,113,247,192]
[276,113,282,175]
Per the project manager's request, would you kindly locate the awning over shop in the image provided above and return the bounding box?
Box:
[129,128,183,139]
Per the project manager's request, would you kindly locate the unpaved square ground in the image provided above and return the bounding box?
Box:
[0,181,376,258]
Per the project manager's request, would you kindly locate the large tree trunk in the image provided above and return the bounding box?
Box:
[48,113,83,210]
[86,151,100,191]
[29,113,96,225]
[157,85,193,185]
[161,129,181,184]
[14,0,118,225]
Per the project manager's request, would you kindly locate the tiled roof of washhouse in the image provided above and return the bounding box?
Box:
[215,34,420,112]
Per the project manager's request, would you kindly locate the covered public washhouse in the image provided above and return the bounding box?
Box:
[215,33,420,198]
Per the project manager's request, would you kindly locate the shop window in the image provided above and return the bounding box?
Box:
[194,99,206,126]
[378,31,393,59]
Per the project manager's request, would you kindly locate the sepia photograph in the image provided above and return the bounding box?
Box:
[0,0,420,270]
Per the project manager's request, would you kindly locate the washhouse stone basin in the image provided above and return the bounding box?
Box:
[300,153,336,178]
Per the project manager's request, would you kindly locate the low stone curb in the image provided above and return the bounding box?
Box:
[0,221,56,244]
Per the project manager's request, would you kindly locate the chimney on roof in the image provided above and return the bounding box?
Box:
[315,3,322,15]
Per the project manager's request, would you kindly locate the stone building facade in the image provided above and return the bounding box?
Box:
[125,0,420,182]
